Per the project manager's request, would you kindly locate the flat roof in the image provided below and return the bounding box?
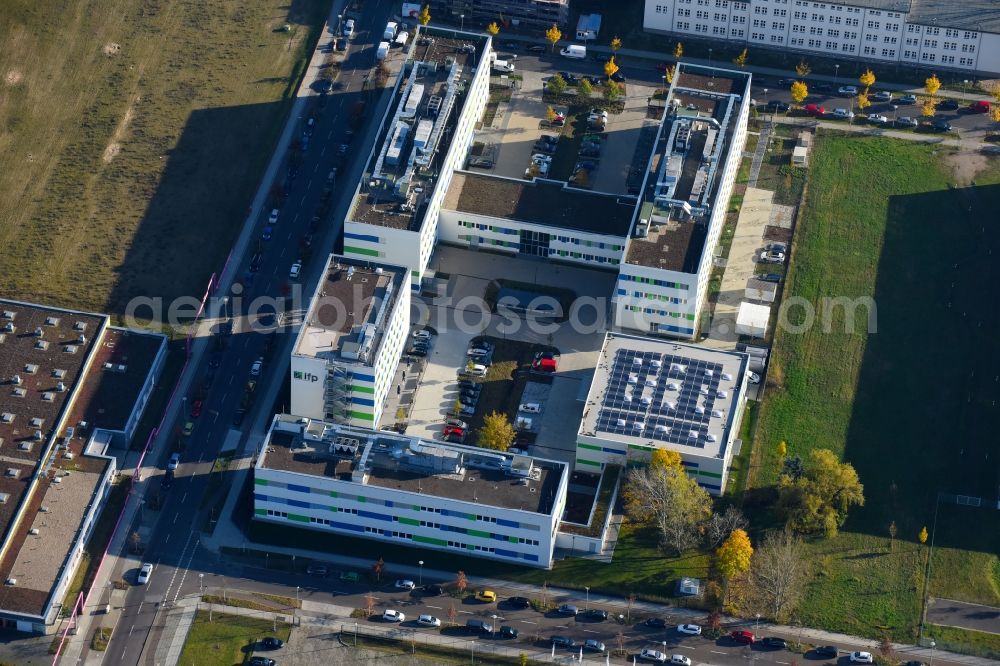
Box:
[260,417,565,515]
[350,28,491,232]
[579,332,748,459]
[625,64,751,273]
[443,172,637,237]
[908,0,1000,33]
[294,256,406,363]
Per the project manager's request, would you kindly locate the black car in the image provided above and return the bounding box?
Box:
[232,409,246,427]
[763,100,790,112]
[407,348,428,357]
[249,658,276,666]
[422,584,443,596]
[610,71,627,83]
[162,469,174,490]
[812,82,833,93]
[813,646,839,658]
[336,37,347,52]
[777,78,796,86]
[936,98,959,110]
[498,625,519,639]
[507,596,531,608]
[761,637,787,649]
[644,617,667,629]
[557,71,579,85]
[556,604,578,616]
[551,636,576,648]
[501,41,519,50]
[528,44,547,53]
[583,609,608,621]
[311,79,333,93]
[594,53,613,63]
[928,119,953,132]
[260,637,284,649]
[759,272,782,283]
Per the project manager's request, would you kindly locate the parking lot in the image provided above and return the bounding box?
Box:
[471,63,659,196]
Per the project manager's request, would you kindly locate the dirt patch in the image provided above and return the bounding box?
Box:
[944,150,991,185]
[102,102,137,164]
[102,43,121,56]
[4,70,22,86]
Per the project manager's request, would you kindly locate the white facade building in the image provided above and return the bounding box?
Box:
[614,63,751,339]
[254,416,569,568]
[644,0,1000,76]
[576,332,750,494]
[344,27,493,291]
[290,256,409,428]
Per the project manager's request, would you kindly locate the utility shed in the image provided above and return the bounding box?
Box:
[736,302,770,337]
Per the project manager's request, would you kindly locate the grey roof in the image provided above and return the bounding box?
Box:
[908,0,1000,33]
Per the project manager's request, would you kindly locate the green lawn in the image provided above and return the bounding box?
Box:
[0,0,326,315]
[750,133,1000,641]
[177,611,291,666]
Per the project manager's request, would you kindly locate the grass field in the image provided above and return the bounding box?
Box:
[750,133,1000,640]
[0,0,326,316]
[177,611,291,666]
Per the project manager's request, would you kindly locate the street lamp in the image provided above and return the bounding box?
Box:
[929,640,936,666]
[418,560,424,586]
[963,79,970,95]
[708,48,713,69]
[755,613,761,637]
[834,63,840,85]
[585,586,590,610]
[763,88,769,121]
[199,573,204,595]
[460,14,465,31]
[471,639,475,664]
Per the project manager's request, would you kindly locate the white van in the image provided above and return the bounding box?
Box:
[383,21,398,41]
[466,363,488,377]
[394,31,409,48]
[560,44,587,59]
[491,59,515,73]
[376,41,390,61]
[343,18,355,39]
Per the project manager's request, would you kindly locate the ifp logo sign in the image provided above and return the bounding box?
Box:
[293,371,319,382]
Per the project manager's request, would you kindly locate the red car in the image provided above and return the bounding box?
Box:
[968,100,991,113]
[190,400,204,418]
[803,103,826,117]
[442,426,465,442]
[731,630,756,645]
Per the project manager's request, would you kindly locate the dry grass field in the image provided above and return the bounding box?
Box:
[0,0,326,317]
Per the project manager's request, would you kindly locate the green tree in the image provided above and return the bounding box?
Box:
[417,4,431,26]
[603,80,621,102]
[547,73,567,95]
[716,528,753,580]
[733,48,749,68]
[577,77,593,98]
[486,21,500,36]
[478,411,514,451]
[778,449,865,538]
[610,36,622,53]
[545,24,562,51]
[624,461,712,554]
[794,59,811,78]
[790,81,808,105]
[673,41,684,61]
[603,57,620,79]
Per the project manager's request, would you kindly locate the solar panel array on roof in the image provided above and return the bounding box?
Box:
[594,348,729,448]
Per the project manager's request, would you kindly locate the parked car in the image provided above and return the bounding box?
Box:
[382,609,405,622]
[837,85,858,95]
[763,100,790,112]
[895,116,918,128]
[445,418,467,430]
[759,272,782,283]
[407,347,428,357]
[936,98,959,110]
[306,564,328,576]
[897,94,917,104]
[760,250,786,263]
[507,596,531,608]
[803,103,826,116]
[866,114,889,124]
[584,639,607,652]
[412,329,432,340]
[466,618,493,634]
[498,625,519,639]
[813,646,839,658]
[644,617,667,629]
[638,649,667,663]
[527,44,547,53]
[929,119,953,132]
[830,108,855,120]
[475,590,497,602]
[519,403,542,414]
[167,452,181,471]
[250,358,263,376]
[677,623,702,636]
[394,579,415,590]
[260,637,284,649]
[190,399,204,418]
[422,584,443,596]
[669,656,691,666]
[851,652,874,664]
[968,100,991,113]
[761,637,787,649]
[747,371,762,384]
[268,208,279,224]
[289,261,302,280]
[556,604,578,616]
[870,90,893,102]
[766,242,787,253]
[137,562,153,584]
[182,421,194,436]
[551,636,576,648]
[583,609,608,621]
[731,630,756,644]
[249,658,276,666]
[417,614,441,627]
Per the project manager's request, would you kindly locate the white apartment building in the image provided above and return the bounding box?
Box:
[576,332,750,494]
[344,27,493,291]
[644,0,1000,76]
[254,416,569,568]
[290,256,409,428]
[614,64,751,339]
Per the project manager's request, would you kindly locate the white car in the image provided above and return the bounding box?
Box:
[289,261,302,280]
[394,579,415,590]
[250,358,263,376]
[747,371,761,385]
[417,614,441,627]
[137,562,153,585]
[167,452,180,471]
[382,609,405,622]
[867,114,889,124]
[830,108,855,120]
[760,250,786,264]
[413,330,432,340]
[467,348,491,359]
[670,656,692,666]
[531,153,553,164]
[269,208,279,224]
[871,90,893,102]
[838,85,858,95]
[677,623,702,636]
[850,652,874,664]
[639,649,667,663]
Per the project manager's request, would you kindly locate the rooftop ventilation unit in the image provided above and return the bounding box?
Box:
[5,579,16,586]
[39,506,49,512]
[73,321,87,332]
[29,417,43,427]
[34,430,43,440]
[56,383,66,392]
[6,469,18,478]
[63,345,76,353]
[36,340,49,350]
[52,369,66,379]
[29,528,39,536]
[77,334,86,344]
[42,392,55,401]
[44,317,59,326]
[11,388,26,398]
[2,323,13,333]
[34,327,44,337]
[632,357,642,366]
[24,364,38,374]
[2,311,14,320]
[11,375,21,386]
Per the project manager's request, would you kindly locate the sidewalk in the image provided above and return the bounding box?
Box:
[764,114,1000,150]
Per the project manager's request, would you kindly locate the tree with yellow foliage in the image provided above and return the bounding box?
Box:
[716,528,753,580]
[611,36,622,53]
[486,21,500,36]
[777,441,788,458]
[673,42,684,61]
[856,92,871,120]
[665,65,676,84]
[603,57,620,79]
[859,68,876,91]
[921,97,937,117]
[733,48,749,68]
[790,81,808,106]
[651,448,682,471]
[795,59,811,78]
[545,24,562,51]
[991,106,1000,138]
[924,73,941,97]
[417,4,431,26]
[918,526,929,545]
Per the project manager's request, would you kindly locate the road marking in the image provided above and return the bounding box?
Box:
[711,650,727,654]
[173,513,180,524]
[181,492,188,504]
[583,629,599,634]
[221,391,229,402]
[458,610,472,614]
[519,620,537,625]
[328,130,334,139]
[426,605,442,609]
[228,375,234,386]
[165,532,171,544]
[280,246,287,258]
[137,602,143,614]
[677,646,695,650]
[129,624,135,636]
[776,661,790,664]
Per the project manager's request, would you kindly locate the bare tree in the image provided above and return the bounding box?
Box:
[447,604,458,626]
[625,465,712,554]
[129,531,142,554]
[748,531,809,621]
[455,570,468,595]
[365,592,376,617]
[616,631,626,656]
[706,506,749,549]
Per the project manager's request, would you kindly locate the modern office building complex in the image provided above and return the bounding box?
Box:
[428,0,570,30]
[644,0,1000,76]
[614,64,752,339]
[345,28,493,291]
[0,300,166,633]
[254,416,569,567]
[290,256,410,428]
[577,332,750,495]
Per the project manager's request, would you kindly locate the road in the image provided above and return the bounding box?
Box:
[102,1,399,662]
